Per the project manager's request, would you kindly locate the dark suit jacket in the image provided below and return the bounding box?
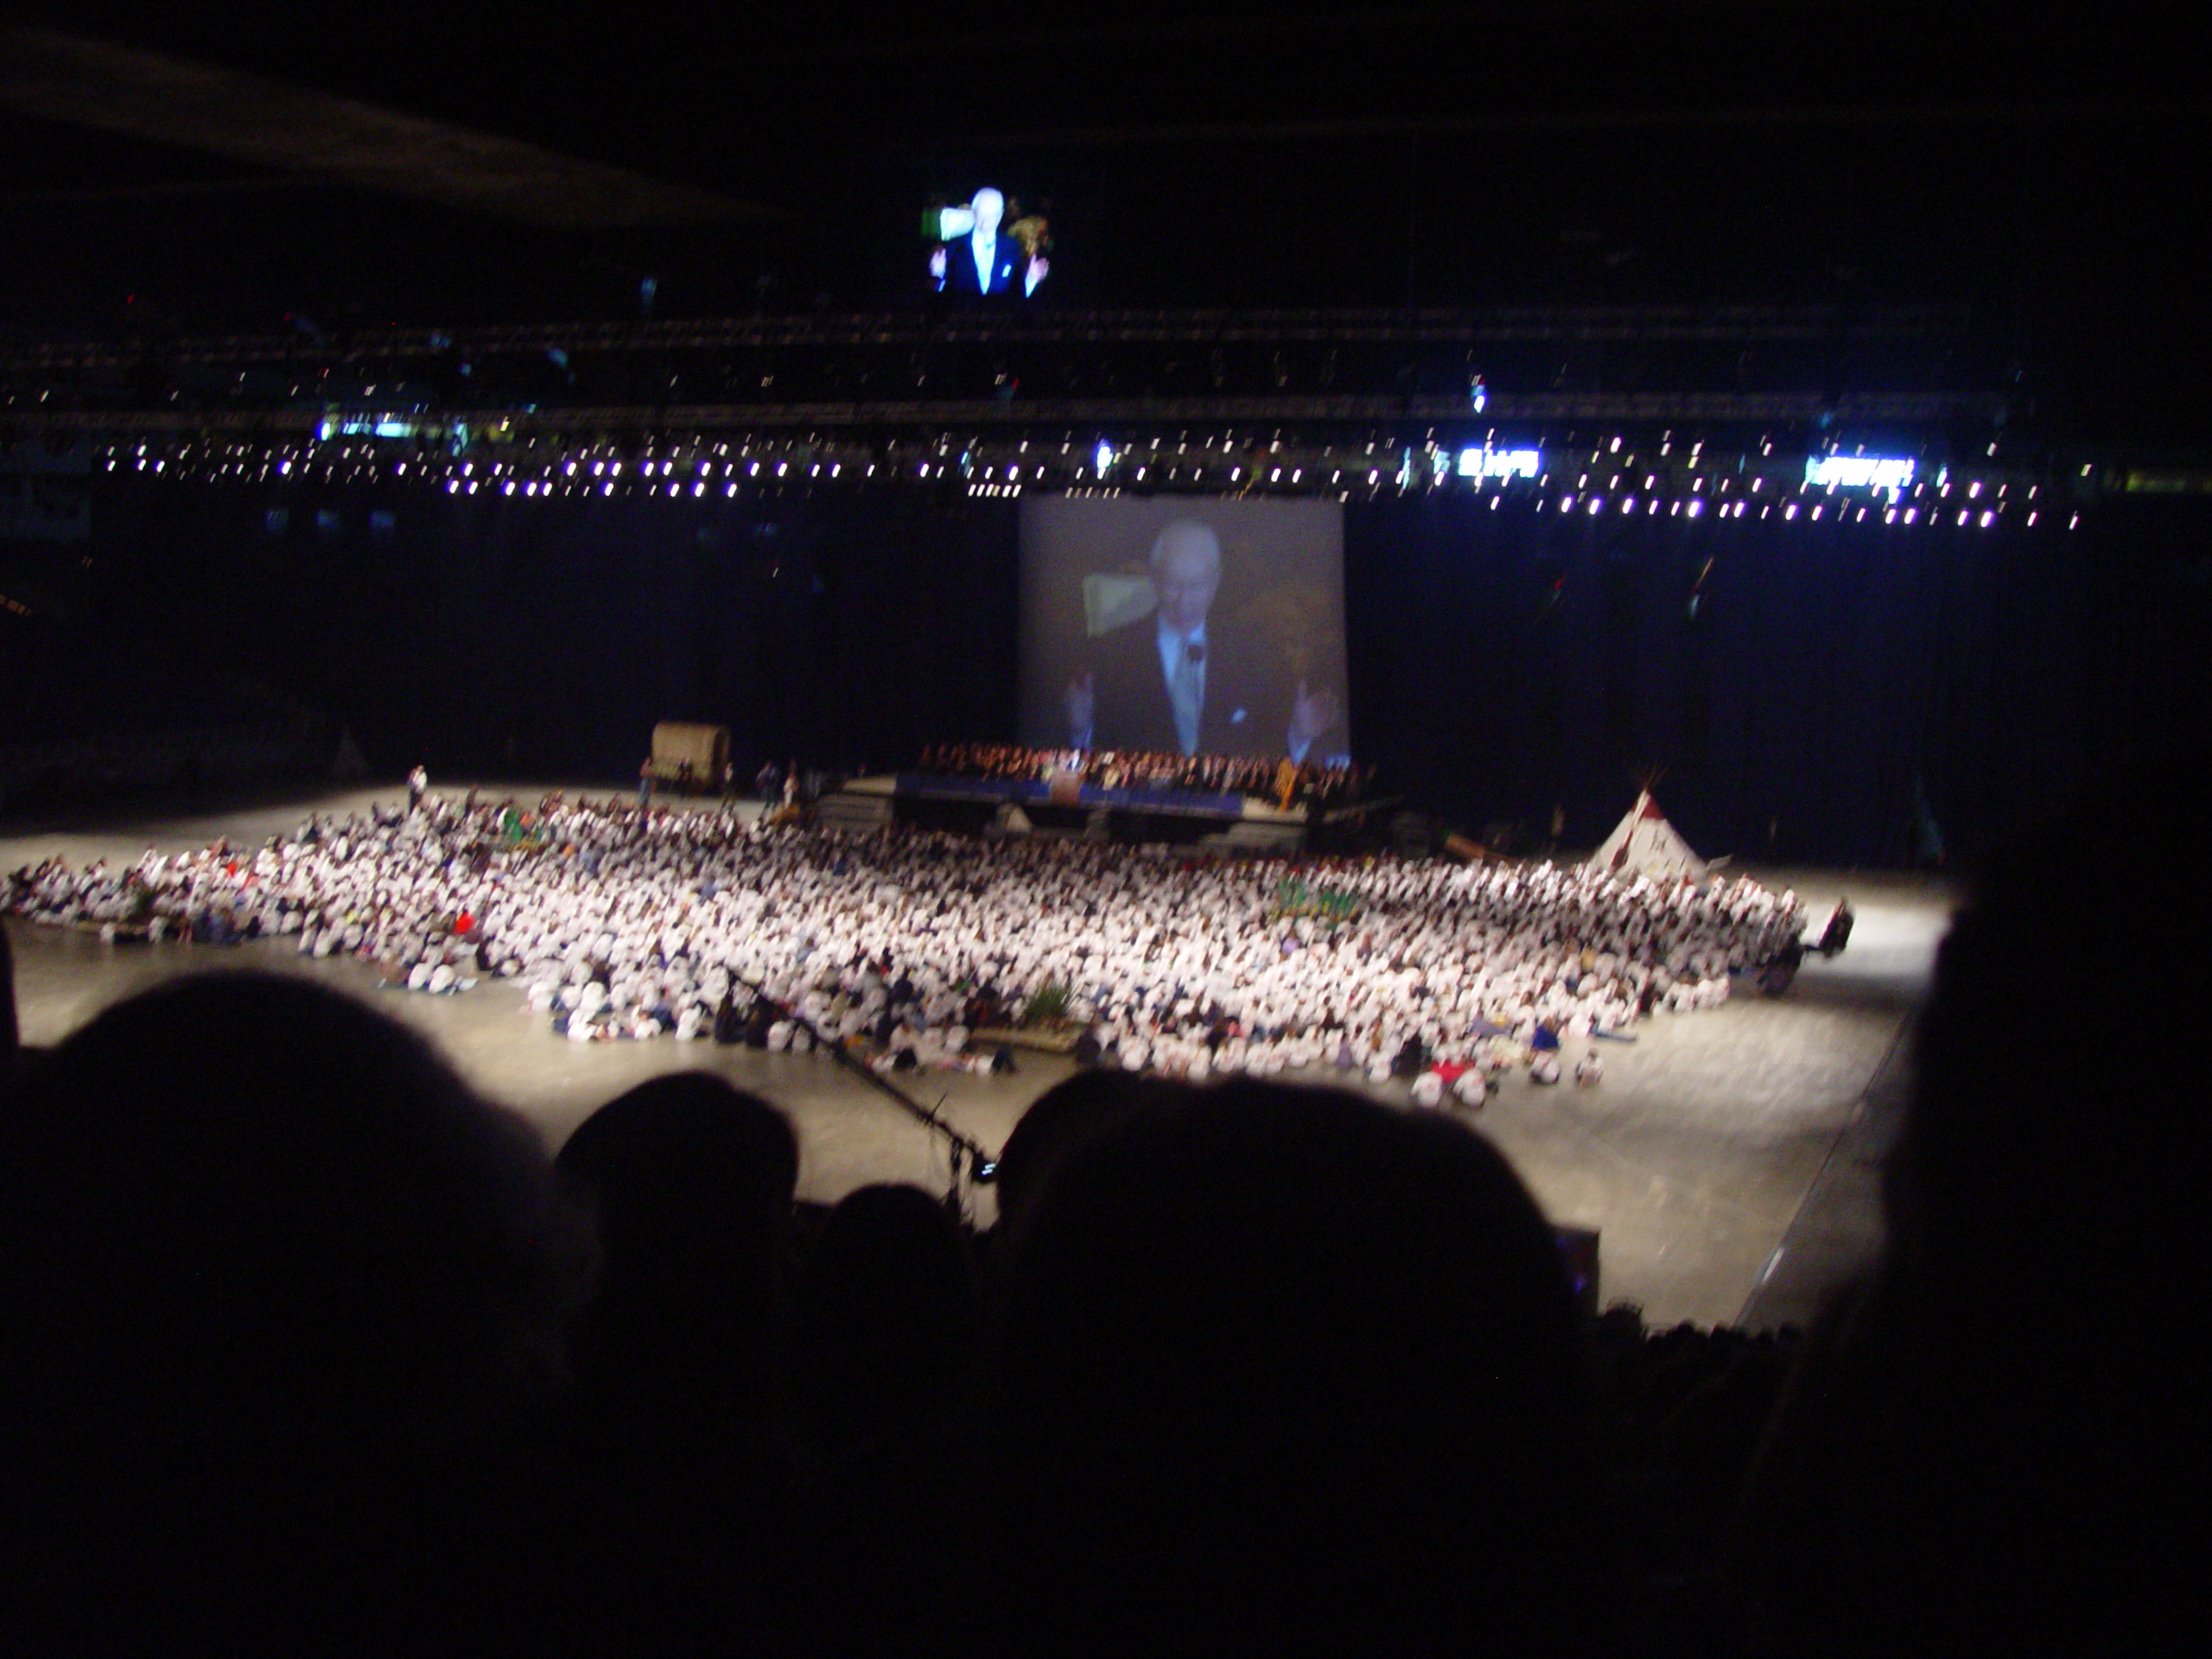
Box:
[941,232,1028,295]
[1077,620,1294,759]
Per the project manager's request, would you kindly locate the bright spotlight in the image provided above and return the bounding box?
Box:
[1805,455,1915,490]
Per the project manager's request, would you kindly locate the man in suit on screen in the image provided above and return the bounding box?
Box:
[1065,519,1341,761]
[931,188,1048,296]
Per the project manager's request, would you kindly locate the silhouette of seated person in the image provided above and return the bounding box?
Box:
[1733,752,2203,1655]
[556,1072,797,1436]
[781,1182,987,1654]
[551,1072,801,1646]
[787,1182,979,1452]
[989,1079,1612,1656]
[0,973,590,1656]
[988,1067,1177,1259]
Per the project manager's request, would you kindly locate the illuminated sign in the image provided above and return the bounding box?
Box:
[1457,447,1542,480]
[319,417,417,441]
[1805,455,1915,489]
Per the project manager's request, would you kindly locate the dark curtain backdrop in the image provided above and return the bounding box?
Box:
[82,480,1020,785]
[71,480,2209,865]
[1344,495,2210,866]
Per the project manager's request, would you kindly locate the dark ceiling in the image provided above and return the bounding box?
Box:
[3,2,2205,439]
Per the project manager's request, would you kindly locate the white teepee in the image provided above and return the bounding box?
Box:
[1586,790,1707,882]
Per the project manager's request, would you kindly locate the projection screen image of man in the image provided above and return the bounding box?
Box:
[929,187,1050,296]
[1020,499,1350,763]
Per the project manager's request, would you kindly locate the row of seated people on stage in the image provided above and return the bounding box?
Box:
[918,738,1370,806]
[0,747,2190,1656]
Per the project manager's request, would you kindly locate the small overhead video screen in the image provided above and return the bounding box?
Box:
[926,187,1051,297]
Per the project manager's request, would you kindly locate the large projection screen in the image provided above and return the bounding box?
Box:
[1018,496,1351,763]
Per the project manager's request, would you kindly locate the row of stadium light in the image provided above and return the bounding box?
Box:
[93,432,2081,527]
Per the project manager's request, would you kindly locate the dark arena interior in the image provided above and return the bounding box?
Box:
[1,5,2204,1652]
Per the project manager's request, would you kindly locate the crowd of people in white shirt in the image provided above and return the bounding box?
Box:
[4,789,1805,1093]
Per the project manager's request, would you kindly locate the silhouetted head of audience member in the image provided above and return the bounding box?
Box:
[556,1071,798,1427]
[1903,753,2207,1342]
[1740,753,2207,1655]
[1890,757,2202,1628]
[787,1182,979,1448]
[0,971,588,1652]
[989,1066,1173,1249]
[991,1079,1608,1655]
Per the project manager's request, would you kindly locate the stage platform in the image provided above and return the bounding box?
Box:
[823,772,1310,849]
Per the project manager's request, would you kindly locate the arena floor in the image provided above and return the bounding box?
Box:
[3,781,1956,1331]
